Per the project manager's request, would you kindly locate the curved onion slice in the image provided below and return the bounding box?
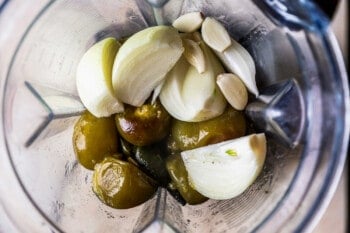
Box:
[181,133,266,200]
[76,37,123,117]
[112,26,184,107]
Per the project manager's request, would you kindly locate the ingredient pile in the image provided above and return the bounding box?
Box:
[74,12,266,209]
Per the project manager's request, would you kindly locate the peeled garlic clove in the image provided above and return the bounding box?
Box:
[76,37,124,117]
[217,73,248,110]
[180,31,203,42]
[112,26,184,107]
[192,31,203,42]
[181,133,266,200]
[181,42,226,121]
[160,45,227,122]
[183,39,206,73]
[201,17,231,52]
[172,12,204,33]
[214,38,258,96]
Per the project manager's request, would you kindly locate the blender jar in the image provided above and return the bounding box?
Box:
[0,0,348,232]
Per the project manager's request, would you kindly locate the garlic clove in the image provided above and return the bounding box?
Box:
[217,73,248,110]
[201,17,257,96]
[159,44,227,123]
[181,42,227,121]
[183,39,206,74]
[214,38,258,96]
[180,31,203,42]
[201,17,232,52]
[192,31,203,42]
[172,12,204,33]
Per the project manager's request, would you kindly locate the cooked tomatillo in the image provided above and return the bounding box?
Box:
[93,157,157,209]
[73,13,264,209]
[166,154,207,205]
[115,100,171,146]
[169,107,246,151]
[73,111,119,170]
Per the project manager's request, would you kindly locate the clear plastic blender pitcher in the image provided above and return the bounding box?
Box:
[0,0,348,232]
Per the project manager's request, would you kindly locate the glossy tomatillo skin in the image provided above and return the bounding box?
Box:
[93,157,157,209]
[73,111,119,170]
[115,101,171,146]
[169,107,246,152]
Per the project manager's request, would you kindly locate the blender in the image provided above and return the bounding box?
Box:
[0,0,348,232]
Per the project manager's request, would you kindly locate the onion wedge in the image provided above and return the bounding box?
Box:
[181,133,266,200]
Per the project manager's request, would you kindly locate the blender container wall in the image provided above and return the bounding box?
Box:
[0,0,348,232]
